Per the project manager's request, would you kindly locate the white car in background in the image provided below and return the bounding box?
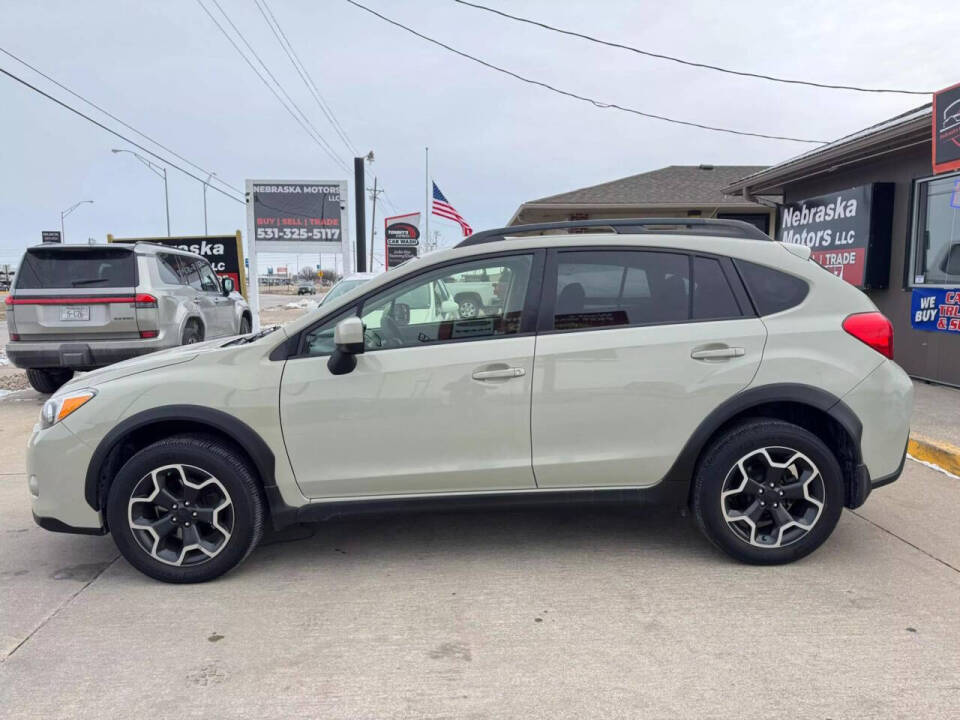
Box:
[318,272,378,306]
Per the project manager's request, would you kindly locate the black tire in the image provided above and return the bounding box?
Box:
[181,321,203,345]
[692,419,844,565]
[106,435,265,583]
[238,315,252,335]
[26,368,74,394]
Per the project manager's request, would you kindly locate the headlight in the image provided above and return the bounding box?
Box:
[40,389,96,429]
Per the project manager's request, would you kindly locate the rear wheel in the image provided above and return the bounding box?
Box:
[181,321,203,345]
[693,419,844,565]
[106,435,264,583]
[26,368,74,394]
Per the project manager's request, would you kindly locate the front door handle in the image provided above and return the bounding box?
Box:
[472,367,526,381]
[690,346,745,360]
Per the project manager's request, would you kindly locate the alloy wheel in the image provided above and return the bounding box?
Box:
[127,464,234,566]
[720,446,825,548]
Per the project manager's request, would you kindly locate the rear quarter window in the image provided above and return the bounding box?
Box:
[734,259,808,316]
[15,248,137,289]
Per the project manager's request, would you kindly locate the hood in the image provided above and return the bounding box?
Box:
[60,337,232,390]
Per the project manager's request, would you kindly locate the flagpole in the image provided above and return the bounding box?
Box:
[424,146,430,251]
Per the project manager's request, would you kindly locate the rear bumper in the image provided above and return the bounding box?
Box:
[7,338,174,370]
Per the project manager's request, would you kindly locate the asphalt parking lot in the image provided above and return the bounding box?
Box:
[1,383,958,718]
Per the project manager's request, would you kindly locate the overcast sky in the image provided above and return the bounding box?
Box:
[1,0,956,272]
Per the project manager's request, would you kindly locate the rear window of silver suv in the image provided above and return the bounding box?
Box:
[16,248,137,289]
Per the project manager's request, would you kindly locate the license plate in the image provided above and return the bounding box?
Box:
[59,306,90,321]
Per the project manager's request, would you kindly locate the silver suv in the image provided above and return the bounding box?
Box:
[26,220,912,583]
[7,243,251,393]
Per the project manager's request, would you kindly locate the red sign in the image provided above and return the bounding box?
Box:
[810,248,866,286]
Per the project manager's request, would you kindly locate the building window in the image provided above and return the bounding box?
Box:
[911,171,960,286]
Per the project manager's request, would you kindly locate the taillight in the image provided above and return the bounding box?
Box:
[134,294,157,308]
[843,312,893,359]
[139,330,159,339]
[4,295,11,305]
[9,333,19,341]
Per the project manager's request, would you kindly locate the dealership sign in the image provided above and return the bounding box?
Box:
[384,212,421,269]
[933,82,960,174]
[108,232,247,298]
[779,183,894,288]
[911,288,960,334]
[248,180,346,246]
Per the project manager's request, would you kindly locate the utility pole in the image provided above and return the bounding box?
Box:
[367,176,384,272]
[354,155,370,272]
[202,173,215,235]
[111,149,170,236]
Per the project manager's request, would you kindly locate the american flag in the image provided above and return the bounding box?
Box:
[432,182,473,237]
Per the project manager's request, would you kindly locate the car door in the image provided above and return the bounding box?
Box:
[197,261,235,335]
[531,248,766,488]
[279,251,543,499]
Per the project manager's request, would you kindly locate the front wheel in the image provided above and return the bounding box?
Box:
[106,436,265,583]
[693,419,844,565]
[26,368,74,394]
[238,316,251,335]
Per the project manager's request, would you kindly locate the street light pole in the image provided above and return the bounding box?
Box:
[202,173,215,235]
[111,149,171,236]
[59,200,94,242]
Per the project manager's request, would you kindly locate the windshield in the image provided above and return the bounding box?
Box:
[16,248,137,289]
[320,278,368,305]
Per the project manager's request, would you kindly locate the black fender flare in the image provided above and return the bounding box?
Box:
[84,405,276,511]
[659,383,863,486]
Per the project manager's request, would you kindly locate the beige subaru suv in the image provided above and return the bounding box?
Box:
[26,220,912,583]
[6,243,252,393]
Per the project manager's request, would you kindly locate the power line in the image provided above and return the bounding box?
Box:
[255,0,359,156]
[344,0,827,144]
[452,0,932,96]
[0,46,244,195]
[198,0,349,172]
[0,65,244,203]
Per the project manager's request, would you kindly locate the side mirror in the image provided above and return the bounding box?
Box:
[221,276,235,295]
[327,316,365,375]
[441,299,460,318]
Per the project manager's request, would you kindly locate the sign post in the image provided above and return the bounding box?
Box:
[246,179,349,330]
[384,212,421,270]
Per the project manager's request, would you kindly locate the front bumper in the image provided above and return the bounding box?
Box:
[27,420,104,533]
[7,337,173,370]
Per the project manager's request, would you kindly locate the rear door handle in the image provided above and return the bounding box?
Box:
[690,346,745,360]
[472,367,526,381]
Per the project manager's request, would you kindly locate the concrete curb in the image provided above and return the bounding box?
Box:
[908,434,960,477]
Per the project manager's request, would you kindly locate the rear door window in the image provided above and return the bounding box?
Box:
[692,256,742,320]
[16,248,136,289]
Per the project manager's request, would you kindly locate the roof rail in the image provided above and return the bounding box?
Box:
[455,217,771,247]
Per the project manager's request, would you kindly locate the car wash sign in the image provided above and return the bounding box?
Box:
[384,212,421,269]
[779,183,893,289]
[933,82,960,174]
[911,288,960,334]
